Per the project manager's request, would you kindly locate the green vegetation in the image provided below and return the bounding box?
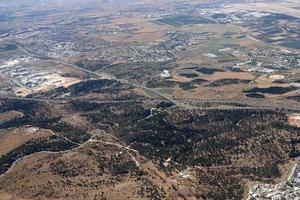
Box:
[209,78,251,87]
[194,67,224,75]
[156,15,215,26]
[0,99,91,175]
[178,73,199,78]
[75,59,110,71]
[244,86,297,95]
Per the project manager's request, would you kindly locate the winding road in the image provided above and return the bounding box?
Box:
[0,137,140,179]
[0,37,299,180]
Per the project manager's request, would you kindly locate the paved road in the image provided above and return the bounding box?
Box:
[204,15,263,45]
[2,20,298,184]
[16,44,181,106]
[1,95,300,112]
[0,95,165,104]
[52,60,180,105]
[11,43,300,112]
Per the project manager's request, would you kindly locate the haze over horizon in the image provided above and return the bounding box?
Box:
[0,0,299,199]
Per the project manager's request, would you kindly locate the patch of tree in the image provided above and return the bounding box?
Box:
[96,156,109,176]
[197,169,245,200]
[273,79,288,84]
[194,67,224,75]
[0,135,76,175]
[146,79,178,88]
[222,102,249,107]
[212,13,228,19]
[27,87,69,99]
[0,101,90,144]
[84,103,150,131]
[209,79,251,87]
[191,78,208,85]
[67,102,297,198]
[240,162,282,179]
[138,178,166,200]
[156,15,216,26]
[108,154,138,176]
[245,92,265,98]
[287,95,300,102]
[155,101,175,109]
[104,61,176,80]
[244,86,297,95]
[179,82,196,90]
[43,121,90,144]
[0,115,60,129]
[178,73,199,78]
[115,108,293,175]
[191,155,231,166]
[28,79,129,98]
[69,100,106,112]
[289,145,300,158]
[0,99,44,115]
[49,159,90,177]
[75,59,110,71]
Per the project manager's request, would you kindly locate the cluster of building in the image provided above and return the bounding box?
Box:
[0,58,50,88]
[230,47,299,74]
[126,45,174,63]
[121,31,199,63]
[164,31,199,51]
[0,57,78,95]
[6,27,97,59]
[95,25,139,36]
[201,10,272,24]
[249,163,300,199]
